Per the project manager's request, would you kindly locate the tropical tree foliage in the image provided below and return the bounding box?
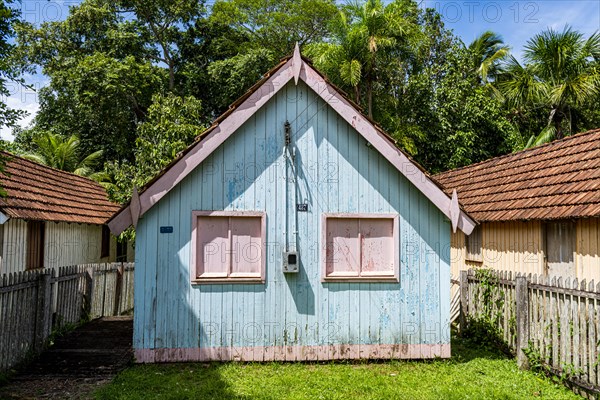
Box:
[0,1,30,194]
[7,0,597,207]
[114,0,205,91]
[402,42,518,172]
[210,0,338,57]
[496,26,600,147]
[307,0,418,117]
[0,0,26,130]
[104,93,204,204]
[467,31,509,83]
[20,132,104,177]
[13,1,166,161]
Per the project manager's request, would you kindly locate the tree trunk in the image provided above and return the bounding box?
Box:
[555,113,564,140]
[354,85,360,105]
[367,78,373,118]
[168,59,175,92]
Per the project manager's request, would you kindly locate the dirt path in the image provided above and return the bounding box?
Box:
[0,316,133,399]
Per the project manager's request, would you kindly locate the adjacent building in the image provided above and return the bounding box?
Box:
[0,152,123,274]
[435,129,600,281]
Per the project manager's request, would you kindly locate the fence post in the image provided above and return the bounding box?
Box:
[34,271,52,351]
[459,270,469,335]
[515,276,530,369]
[84,266,94,318]
[113,263,124,316]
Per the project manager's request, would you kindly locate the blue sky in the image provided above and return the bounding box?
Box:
[425,0,600,56]
[2,0,599,140]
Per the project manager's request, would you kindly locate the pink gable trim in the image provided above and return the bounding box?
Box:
[109,52,476,236]
[292,43,302,85]
[130,186,141,227]
[109,205,133,235]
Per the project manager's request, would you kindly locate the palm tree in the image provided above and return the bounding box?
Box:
[307,0,412,117]
[468,31,509,83]
[21,132,104,177]
[496,26,600,147]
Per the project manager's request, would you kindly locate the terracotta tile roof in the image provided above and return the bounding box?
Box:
[0,152,120,225]
[434,129,600,222]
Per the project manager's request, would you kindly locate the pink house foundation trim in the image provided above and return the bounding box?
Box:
[134,344,451,363]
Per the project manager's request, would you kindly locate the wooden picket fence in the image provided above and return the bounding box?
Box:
[87,263,135,319]
[458,269,600,398]
[0,263,134,373]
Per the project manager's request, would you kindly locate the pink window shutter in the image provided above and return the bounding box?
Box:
[326,218,360,276]
[230,216,262,277]
[197,216,230,278]
[360,218,394,275]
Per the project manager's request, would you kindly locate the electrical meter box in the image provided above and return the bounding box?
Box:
[283,251,299,273]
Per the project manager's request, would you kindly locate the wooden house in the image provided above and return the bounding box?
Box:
[435,129,600,281]
[109,46,476,362]
[0,152,124,274]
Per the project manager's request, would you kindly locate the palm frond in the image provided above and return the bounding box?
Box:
[496,56,546,107]
[19,153,47,165]
[79,149,103,169]
[524,134,536,149]
[340,59,362,87]
[478,46,509,82]
[469,31,510,82]
[21,131,104,176]
[526,125,557,148]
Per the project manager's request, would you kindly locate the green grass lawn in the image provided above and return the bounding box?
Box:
[95,338,580,400]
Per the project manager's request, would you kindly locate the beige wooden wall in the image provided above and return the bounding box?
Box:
[0,219,28,274]
[576,218,600,281]
[451,218,600,282]
[44,222,117,269]
[0,220,117,274]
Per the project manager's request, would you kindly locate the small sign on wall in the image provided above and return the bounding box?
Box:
[160,226,174,234]
[297,203,308,212]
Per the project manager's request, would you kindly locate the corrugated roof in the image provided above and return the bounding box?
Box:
[434,129,600,222]
[0,152,120,225]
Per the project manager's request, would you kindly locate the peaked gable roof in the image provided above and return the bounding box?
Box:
[109,46,476,235]
[434,129,600,222]
[0,152,120,225]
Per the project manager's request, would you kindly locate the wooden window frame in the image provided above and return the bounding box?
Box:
[101,225,111,258]
[544,220,575,270]
[321,213,399,283]
[116,239,128,262]
[191,211,266,284]
[465,225,483,263]
[26,220,45,270]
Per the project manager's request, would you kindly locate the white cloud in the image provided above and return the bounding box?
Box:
[0,101,39,142]
[0,72,50,141]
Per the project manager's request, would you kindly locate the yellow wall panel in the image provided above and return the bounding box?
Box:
[452,218,600,281]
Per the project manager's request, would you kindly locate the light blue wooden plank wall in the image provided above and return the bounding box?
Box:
[134,80,451,352]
